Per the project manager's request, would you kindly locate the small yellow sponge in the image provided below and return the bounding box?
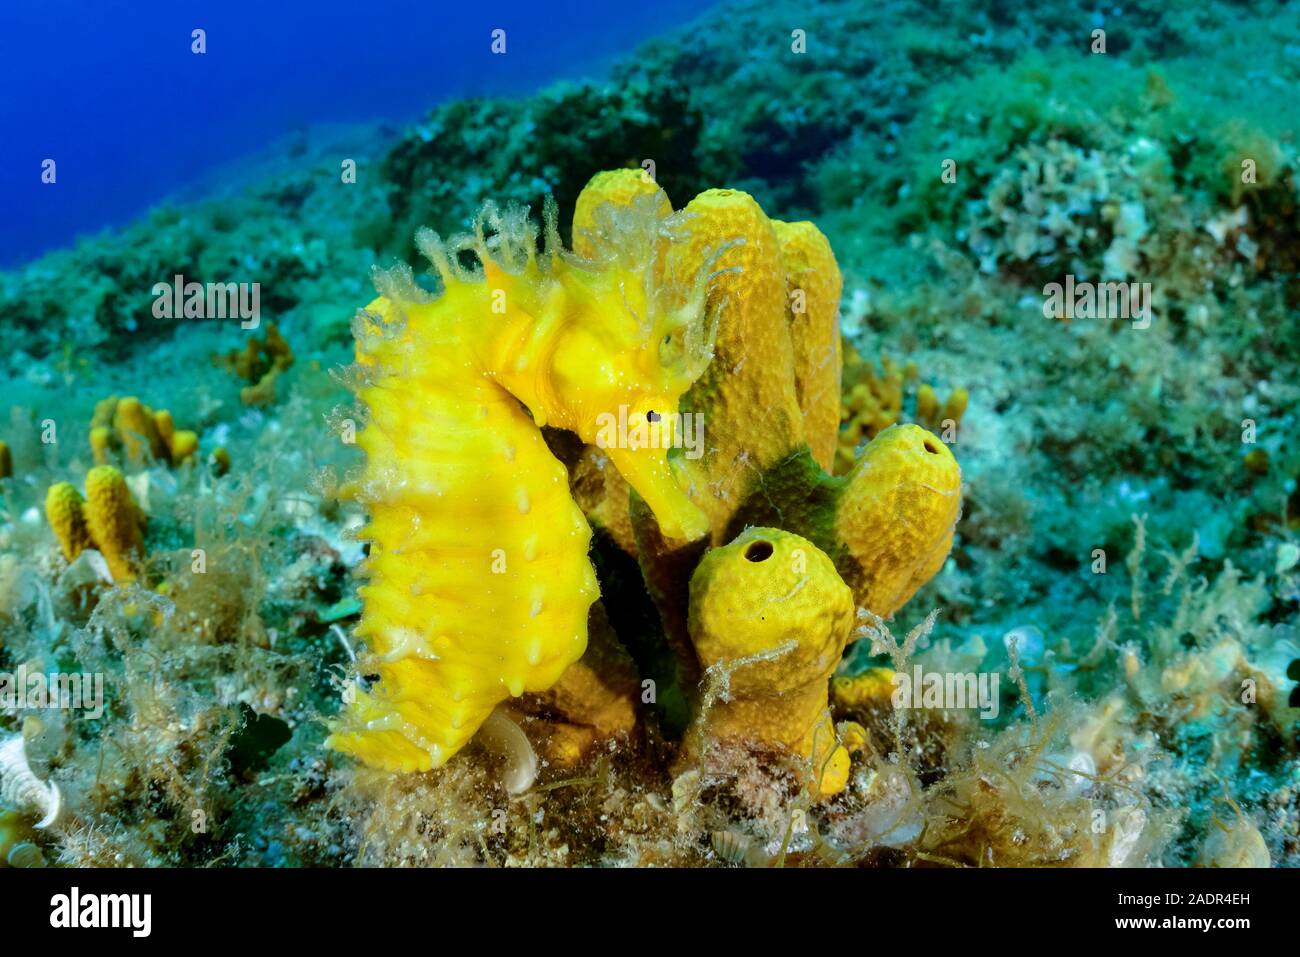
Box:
[169,430,199,465]
[685,527,854,798]
[835,424,962,618]
[84,465,144,582]
[89,426,113,466]
[571,168,671,259]
[44,482,93,564]
[831,667,897,710]
[44,467,145,582]
[112,397,168,464]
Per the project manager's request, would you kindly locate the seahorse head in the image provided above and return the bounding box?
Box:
[398,193,724,541]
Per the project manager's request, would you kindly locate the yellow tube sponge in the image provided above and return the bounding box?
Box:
[571,168,670,259]
[90,396,118,431]
[616,182,961,723]
[153,408,175,448]
[915,383,939,425]
[670,189,805,535]
[89,426,113,466]
[43,467,145,583]
[111,396,167,465]
[83,465,145,583]
[834,424,962,618]
[44,482,92,564]
[684,527,853,798]
[169,430,199,465]
[772,220,842,473]
[944,386,969,426]
[327,193,721,773]
[565,184,846,559]
[0,441,11,479]
[719,423,960,619]
[625,190,809,696]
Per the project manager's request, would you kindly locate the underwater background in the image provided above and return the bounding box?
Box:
[1,0,1298,868]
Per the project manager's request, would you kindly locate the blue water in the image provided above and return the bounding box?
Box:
[0,0,713,268]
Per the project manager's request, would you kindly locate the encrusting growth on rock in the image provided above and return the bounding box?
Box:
[836,344,969,474]
[212,321,295,406]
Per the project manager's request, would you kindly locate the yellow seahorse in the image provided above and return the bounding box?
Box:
[327,189,723,772]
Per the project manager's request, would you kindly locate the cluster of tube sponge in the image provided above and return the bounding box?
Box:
[90,395,199,467]
[564,171,962,797]
[837,343,969,475]
[44,465,145,582]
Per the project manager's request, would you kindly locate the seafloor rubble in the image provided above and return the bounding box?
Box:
[0,0,1297,867]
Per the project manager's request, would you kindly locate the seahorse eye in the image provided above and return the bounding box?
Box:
[659,329,685,367]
